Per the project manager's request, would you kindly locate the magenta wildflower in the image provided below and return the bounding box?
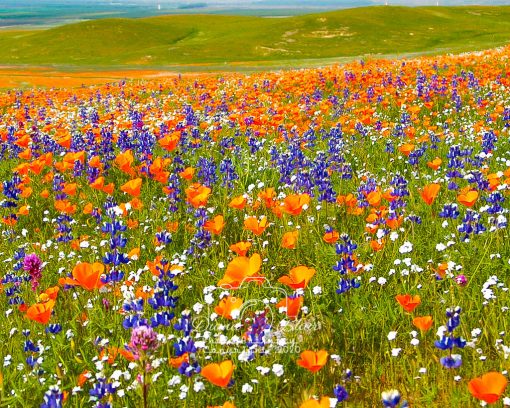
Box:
[23,253,43,292]
[454,274,468,287]
[129,325,159,360]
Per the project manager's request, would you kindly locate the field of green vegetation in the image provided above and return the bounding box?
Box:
[1,6,510,68]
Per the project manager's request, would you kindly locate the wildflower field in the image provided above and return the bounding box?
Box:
[1,45,510,408]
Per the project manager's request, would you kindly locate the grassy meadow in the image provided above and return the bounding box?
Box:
[1,5,510,408]
[0,6,510,67]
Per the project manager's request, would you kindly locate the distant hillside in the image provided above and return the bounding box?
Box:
[1,6,510,67]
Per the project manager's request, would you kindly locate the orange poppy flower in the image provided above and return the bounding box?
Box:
[370,239,385,252]
[229,195,247,210]
[201,360,234,388]
[130,197,144,210]
[20,186,32,198]
[420,183,440,205]
[204,215,226,235]
[120,178,142,197]
[258,188,276,208]
[229,241,252,256]
[179,166,195,180]
[40,189,50,199]
[366,190,382,207]
[468,372,508,404]
[427,157,442,170]
[281,193,310,215]
[433,262,449,279]
[297,350,329,373]
[43,286,60,301]
[101,346,135,364]
[300,397,330,408]
[18,205,30,216]
[89,155,102,168]
[278,266,316,290]
[458,190,479,207]
[218,253,263,289]
[395,294,421,313]
[214,296,243,320]
[398,143,415,156]
[323,230,339,244]
[146,256,170,276]
[77,370,90,387]
[63,183,77,196]
[281,230,299,249]
[208,402,236,408]
[185,183,211,208]
[83,202,93,215]
[166,221,179,232]
[26,300,55,324]
[89,176,105,190]
[412,316,433,332]
[159,133,180,152]
[69,262,105,290]
[169,352,189,369]
[115,150,134,174]
[54,200,76,215]
[243,216,268,236]
[276,296,303,320]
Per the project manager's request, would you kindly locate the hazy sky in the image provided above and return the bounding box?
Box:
[2,0,510,4]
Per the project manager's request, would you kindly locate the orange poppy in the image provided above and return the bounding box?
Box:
[370,239,385,252]
[218,253,263,289]
[179,166,195,180]
[427,157,442,170]
[201,360,234,388]
[77,370,90,387]
[297,350,328,373]
[66,262,105,291]
[398,143,415,156]
[20,186,32,198]
[54,200,76,215]
[468,372,508,404]
[278,266,315,290]
[281,193,310,215]
[90,176,105,190]
[229,241,252,256]
[458,190,479,207]
[26,300,55,324]
[115,150,134,174]
[185,183,211,208]
[18,206,30,216]
[159,133,180,152]
[204,215,226,235]
[63,183,77,196]
[120,178,142,197]
[276,296,303,320]
[323,230,339,244]
[229,195,247,210]
[169,352,189,369]
[300,397,330,408]
[208,402,236,408]
[281,230,299,249]
[43,286,60,301]
[412,316,433,332]
[214,296,243,320]
[101,182,114,195]
[243,216,268,236]
[395,294,421,313]
[366,190,382,207]
[258,188,276,208]
[420,183,440,206]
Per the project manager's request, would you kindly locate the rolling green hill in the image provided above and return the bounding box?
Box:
[1,6,510,68]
